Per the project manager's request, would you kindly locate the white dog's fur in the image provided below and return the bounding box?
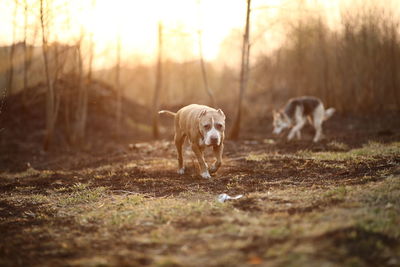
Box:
[273,96,335,142]
[159,104,225,179]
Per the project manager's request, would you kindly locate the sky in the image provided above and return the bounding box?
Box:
[1,0,399,68]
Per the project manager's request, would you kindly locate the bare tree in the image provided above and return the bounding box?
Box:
[152,22,163,139]
[229,0,251,140]
[389,23,400,109]
[198,30,216,107]
[6,0,19,95]
[71,31,88,146]
[87,33,94,82]
[197,0,216,107]
[40,0,59,150]
[73,2,97,145]
[115,33,122,133]
[22,0,39,100]
[66,1,96,146]
[22,0,29,102]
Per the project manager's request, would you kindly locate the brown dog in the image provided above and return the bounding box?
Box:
[159,104,226,179]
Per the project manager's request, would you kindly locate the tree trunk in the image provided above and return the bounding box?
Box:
[115,34,122,133]
[6,1,18,95]
[198,30,216,107]
[73,43,87,145]
[152,22,163,139]
[22,6,38,108]
[40,0,57,150]
[229,0,251,140]
[23,0,28,105]
[390,25,400,109]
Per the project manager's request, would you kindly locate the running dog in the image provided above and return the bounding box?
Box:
[159,104,225,179]
[272,96,335,142]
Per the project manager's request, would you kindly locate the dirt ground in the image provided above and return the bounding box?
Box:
[1,112,400,266]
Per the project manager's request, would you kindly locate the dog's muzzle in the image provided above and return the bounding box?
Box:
[205,128,221,146]
[209,136,219,145]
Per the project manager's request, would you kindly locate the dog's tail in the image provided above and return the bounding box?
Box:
[158,110,177,116]
[324,108,335,121]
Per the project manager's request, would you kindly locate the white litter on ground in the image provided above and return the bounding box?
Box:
[217,193,244,203]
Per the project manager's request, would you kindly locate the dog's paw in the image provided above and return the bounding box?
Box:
[200,171,211,179]
[177,168,185,175]
[209,164,220,174]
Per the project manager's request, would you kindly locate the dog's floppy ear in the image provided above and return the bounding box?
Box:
[199,109,207,117]
[217,108,225,119]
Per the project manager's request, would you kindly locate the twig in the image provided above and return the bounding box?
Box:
[111,190,138,195]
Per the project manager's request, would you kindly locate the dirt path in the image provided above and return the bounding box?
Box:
[1,134,400,266]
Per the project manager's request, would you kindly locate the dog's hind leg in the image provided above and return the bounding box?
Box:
[313,121,323,142]
[295,129,302,140]
[313,123,323,142]
[175,133,186,174]
[210,144,224,174]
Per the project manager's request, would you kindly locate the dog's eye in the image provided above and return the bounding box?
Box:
[215,123,223,130]
[204,124,211,130]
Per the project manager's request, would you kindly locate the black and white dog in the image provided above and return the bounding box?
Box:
[272,96,335,142]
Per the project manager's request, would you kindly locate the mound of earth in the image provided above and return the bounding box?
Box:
[0,77,152,170]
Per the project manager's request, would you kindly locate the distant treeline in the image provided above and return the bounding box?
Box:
[251,8,400,113]
[101,7,400,114]
[2,7,400,116]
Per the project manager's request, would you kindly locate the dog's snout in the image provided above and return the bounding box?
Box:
[210,136,219,145]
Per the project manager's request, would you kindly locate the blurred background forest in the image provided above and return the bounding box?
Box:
[1,0,400,154]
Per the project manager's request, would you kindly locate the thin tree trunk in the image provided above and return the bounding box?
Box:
[23,16,38,108]
[87,32,94,81]
[229,0,251,140]
[198,30,216,107]
[152,22,163,139]
[23,0,28,103]
[73,43,87,145]
[318,19,330,105]
[390,26,400,109]
[115,34,122,133]
[40,0,56,150]
[75,33,93,144]
[6,1,18,95]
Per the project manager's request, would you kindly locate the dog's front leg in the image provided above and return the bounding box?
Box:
[175,133,186,174]
[191,144,210,179]
[210,144,223,174]
[288,119,306,141]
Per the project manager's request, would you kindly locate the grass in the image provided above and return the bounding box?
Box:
[356,176,400,238]
[298,141,400,162]
[1,140,399,266]
[322,186,348,202]
[56,183,107,206]
[3,177,400,266]
[245,153,269,162]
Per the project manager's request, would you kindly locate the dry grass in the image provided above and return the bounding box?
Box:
[1,141,400,266]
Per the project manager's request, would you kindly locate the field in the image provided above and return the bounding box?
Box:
[1,114,400,267]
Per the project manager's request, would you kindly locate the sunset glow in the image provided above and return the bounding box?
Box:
[1,0,400,67]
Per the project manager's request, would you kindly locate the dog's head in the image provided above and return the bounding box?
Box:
[199,109,225,146]
[272,110,291,135]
